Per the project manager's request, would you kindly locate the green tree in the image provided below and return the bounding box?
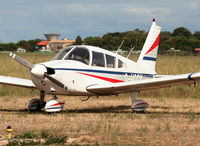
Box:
[0,43,18,51]
[81,26,200,53]
[123,31,137,50]
[174,36,190,50]
[101,34,114,50]
[74,35,82,45]
[193,31,200,40]
[188,38,200,49]
[84,37,102,47]
[159,31,172,51]
[18,39,41,52]
[173,27,192,38]
[133,28,147,50]
[18,40,31,51]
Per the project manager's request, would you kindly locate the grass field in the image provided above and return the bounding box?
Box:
[0,53,200,145]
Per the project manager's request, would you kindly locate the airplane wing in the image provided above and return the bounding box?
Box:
[0,75,35,88]
[86,72,200,95]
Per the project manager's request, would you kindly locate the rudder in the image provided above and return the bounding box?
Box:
[137,18,161,73]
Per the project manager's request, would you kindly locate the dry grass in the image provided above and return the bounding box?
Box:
[1,95,200,145]
[0,53,200,145]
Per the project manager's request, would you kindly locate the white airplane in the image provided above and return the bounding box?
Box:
[1,19,200,112]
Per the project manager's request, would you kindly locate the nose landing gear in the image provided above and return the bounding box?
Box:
[28,91,65,112]
[28,91,46,111]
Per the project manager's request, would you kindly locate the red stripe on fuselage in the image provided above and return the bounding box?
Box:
[145,33,160,55]
[78,72,124,83]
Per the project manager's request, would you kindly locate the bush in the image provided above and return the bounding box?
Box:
[45,135,67,145]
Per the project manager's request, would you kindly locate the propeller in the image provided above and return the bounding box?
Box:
[10,52,34,69]
[10,53,66,89]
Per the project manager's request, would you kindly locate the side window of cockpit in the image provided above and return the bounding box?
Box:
[92,51,105,67]
[65,47,89,65]
[106,54,116,68]
[118,59,124,68]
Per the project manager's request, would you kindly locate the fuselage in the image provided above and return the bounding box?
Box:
[31,45,156,96]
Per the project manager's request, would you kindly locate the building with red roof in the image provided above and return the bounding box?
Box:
[37,34,75,52]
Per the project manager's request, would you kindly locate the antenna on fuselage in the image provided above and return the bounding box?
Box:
[127,38,138,58]
[127,45,135,58]
[116,40,124,54]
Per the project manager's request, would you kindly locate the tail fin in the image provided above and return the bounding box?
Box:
[137,18,161,73]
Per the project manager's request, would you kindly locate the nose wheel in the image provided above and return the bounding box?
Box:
[28,91,65,112]
[28,91,46,111]
[28,92,65,112]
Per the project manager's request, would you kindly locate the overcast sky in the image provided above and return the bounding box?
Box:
[0,0,199,42]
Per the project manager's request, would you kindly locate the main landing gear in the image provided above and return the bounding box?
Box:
[131,92,148,112]
[28,91,65,112]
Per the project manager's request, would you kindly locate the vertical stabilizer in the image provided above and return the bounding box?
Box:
[137,19,161,73]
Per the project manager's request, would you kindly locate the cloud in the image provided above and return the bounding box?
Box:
[124,7,171,17]
[188,0,200,9]
[0,0,199,42]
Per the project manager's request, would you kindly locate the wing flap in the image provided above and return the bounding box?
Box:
[87,72,200,95]
[0,75,35,88]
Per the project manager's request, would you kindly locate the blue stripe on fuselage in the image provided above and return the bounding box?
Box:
[54,68,155,78]
[143,57,156,61]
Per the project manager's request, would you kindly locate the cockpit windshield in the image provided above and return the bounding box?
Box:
[52,46,90,65]
[51,46,74,60]
[64,47,90,65]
